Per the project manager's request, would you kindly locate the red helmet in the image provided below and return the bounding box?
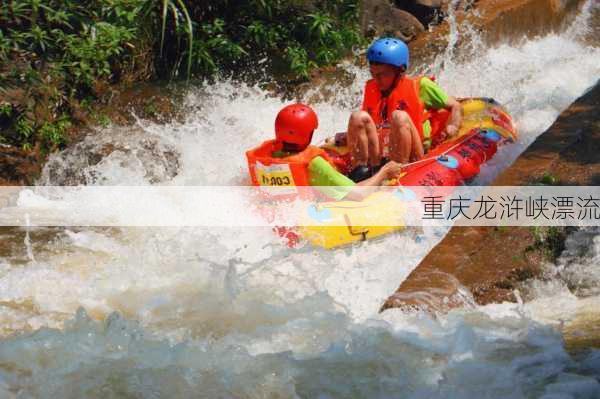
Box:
[275,103,318,150]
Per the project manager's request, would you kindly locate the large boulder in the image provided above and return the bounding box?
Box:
[415,0,443,6]
[360,0,425,41]
[367,0,478,31]
[394,0,447,26]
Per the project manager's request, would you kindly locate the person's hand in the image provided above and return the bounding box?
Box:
[444,124,459,138]
[381,161,404,179]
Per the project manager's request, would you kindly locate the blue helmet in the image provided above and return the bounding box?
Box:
[366,38,409,69]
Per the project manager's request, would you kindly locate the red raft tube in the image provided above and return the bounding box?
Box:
[248,98,518,249]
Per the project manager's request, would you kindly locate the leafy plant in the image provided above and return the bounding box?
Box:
[286,46,316,79]
[0,0,365,152]
[0,0,151,150]
[15,117,34,141]
[529,226,569,261]
[39,115,71,147]
[0,103,12,118]
[307,12,334,41]
[158,0,194,79]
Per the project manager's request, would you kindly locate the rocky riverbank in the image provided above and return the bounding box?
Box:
[381,80,600,314]
[363,0,586,65]
[0,83,181,185]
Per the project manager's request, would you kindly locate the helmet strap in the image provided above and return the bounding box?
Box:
[283,130,313,153]
[282,142,302,153]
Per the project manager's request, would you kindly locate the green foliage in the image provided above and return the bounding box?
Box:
[15,117,34,141]
[540,172,558,185]
[39,115,71,146]
[0,103,12,118]
[159,0,194,79]
[62,22,136,87]
[97,114,112,128]
[530,172,559,186]
[184,0,365,79]
[286,46,317,79]
[0,0,364,151]
[0,0,150,150]
[529,226,569,261]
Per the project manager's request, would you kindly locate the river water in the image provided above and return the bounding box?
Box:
[0,2,599,398]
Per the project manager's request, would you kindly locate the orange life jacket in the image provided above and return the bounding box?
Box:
[361,76,450,150]
[246,139,332,188]
[362,75,425,137]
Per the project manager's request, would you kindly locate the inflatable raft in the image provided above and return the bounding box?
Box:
[248,98,517,249]
[299,98,517,248]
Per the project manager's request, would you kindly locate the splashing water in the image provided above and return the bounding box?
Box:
[23,214,35,263]
[1,2,599,397]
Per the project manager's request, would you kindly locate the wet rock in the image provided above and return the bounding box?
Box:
[0,83,182,186]
[416,0,443,6]
[394,0,447,26]
[40,128,180,186]
[360,0,425,41]
[408,0,586,68]
[563,300,600,352]
[381,227,550,313]
[381,81,600,314]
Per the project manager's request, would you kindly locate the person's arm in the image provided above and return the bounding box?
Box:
[344,161,404,201]
[308,156,356,201]
[308,156,404,202]
[419,77,463,138]
[443,96,463,137]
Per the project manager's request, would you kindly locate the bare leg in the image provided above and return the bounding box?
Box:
[389,110,424,164]
[409,121,424,162]
[347,111,380,168]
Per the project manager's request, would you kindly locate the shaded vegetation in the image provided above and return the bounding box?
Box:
[528,226,573,261]
[533,172,560,186]
[0,0,364,152]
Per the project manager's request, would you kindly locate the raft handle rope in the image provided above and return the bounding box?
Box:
[397,130,478,170]
[344,214,369,241]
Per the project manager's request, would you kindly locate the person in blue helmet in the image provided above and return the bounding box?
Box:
[346,37,463,182]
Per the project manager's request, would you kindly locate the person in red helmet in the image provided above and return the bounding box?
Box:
[247,103,403,200]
